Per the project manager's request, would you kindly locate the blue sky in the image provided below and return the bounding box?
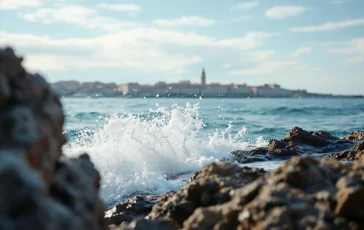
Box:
[1,0,364,94]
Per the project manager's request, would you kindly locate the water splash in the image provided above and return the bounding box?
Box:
[64,103,267,205]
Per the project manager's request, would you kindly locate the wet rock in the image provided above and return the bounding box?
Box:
[268,139,297,157]
[105,195,161,226]
[0,46,106,230]
[147,162,265,227]
[344,131,364,142]
[183,155,364,230]
[232,127,360,164]
[280,127,355,155]
[325,142,364,161]
[231,147,273,163]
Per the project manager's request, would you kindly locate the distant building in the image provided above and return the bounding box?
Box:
[251,84,292,97]
[201,68,206,85]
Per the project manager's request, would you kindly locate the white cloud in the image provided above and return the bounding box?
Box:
[223,64,231,69]
[97,3,141,13]
[291,47,312,58]
[229,60,300,75]
[265,5,306,19]
[154,16,215,27]
[292,18,364,32]
[19,5,139,31]
[0,0,43,9]
[0,29,273,73]
[234,1,260,10]
[330,38,364,63]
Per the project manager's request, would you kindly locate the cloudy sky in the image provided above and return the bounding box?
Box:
[1,0,364,94]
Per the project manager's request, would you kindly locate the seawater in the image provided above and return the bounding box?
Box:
[62,98,364,205]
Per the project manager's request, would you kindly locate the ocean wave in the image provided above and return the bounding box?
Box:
[229,105,364,116]
[63,103,268,205]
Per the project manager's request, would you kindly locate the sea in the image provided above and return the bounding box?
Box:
[62,97,364,206]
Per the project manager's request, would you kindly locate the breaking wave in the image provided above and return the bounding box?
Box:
[63,103,267,205]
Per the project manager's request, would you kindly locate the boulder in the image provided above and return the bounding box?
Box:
[105,195,161,226]
[232,127,359,164]
[344,131,364,142]
[325,142,364,161]
[231,147,272,163]
[146,162,265,227]
[0,46,106,230]
[268,139,297,157]
[109,219,176,230]
[183,155,364,229]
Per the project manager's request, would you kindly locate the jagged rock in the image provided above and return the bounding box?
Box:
[344,131,364,142]
[0,47,66,183]
[280,127,355,154]
[325,142,364,161]
[105,195,161,226]
[183,155,364,230]
[147,162,265,227]
[0,46,106,230]
[232,127,359,164]
[268,139,297,157]
[231,147,272,163]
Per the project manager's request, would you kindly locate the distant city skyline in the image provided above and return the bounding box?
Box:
[1,0,364,95]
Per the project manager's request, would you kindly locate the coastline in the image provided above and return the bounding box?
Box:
[106,127,364,230]
[1,46,364,230]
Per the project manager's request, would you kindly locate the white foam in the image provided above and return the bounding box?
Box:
[64,103,268,205]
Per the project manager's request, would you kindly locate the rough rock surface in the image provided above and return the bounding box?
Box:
[344,131,364,142]
[325,142,364,161]
[109,219,176,230]
[183,155,364,230]
[0,47,106,229]
[231,147,272,163]
[105,195,161,226]
[146,162,266,227]
[233,127,358,164]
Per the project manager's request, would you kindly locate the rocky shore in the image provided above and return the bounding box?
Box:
[1,46,364,230]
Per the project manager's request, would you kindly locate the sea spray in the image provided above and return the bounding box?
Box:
[63,103,268,205]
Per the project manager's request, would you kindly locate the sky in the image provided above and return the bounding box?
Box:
[1,0,364,94]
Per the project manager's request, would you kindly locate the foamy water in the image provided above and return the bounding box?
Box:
[64,103,268,205]
[62,98,364,205]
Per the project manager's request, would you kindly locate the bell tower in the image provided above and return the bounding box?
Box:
[201,68,206,85]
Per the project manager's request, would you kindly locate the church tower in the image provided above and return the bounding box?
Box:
[201,68,206,85]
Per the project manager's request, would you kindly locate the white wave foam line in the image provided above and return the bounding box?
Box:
[63,103,268,205]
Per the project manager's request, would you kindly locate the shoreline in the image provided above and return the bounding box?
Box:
[105,127,364,229]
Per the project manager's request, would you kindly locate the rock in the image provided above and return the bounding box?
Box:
[147,162,265,227]
[268,139,297,157]
[344,131,364,142]
[105,195,161,226]
[232,127,360,164]
[231,147,273,163]
[109,219,176,230]
[325,142,364,161]
[0,152,79,230]
[334,172,364,224]
[50,153,106,230]
[0,46,106,230]
[183,155,364,229]
[0,47,66,184]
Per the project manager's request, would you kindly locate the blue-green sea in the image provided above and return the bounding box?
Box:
[62,98,364,205]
